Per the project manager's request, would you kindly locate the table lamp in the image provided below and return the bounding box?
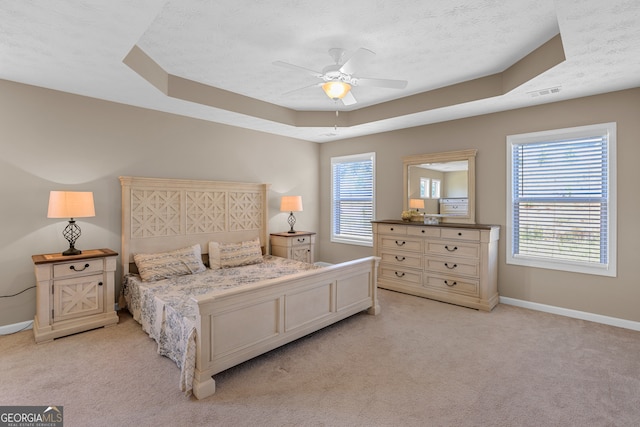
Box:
[47,191,96,255]
[280,195,303,233]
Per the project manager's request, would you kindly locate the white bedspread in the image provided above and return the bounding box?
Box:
[123,255,321,395]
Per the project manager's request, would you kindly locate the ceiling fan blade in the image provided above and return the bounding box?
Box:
[341,91,357,106]
[355,77,408,89]
[273,61,323,78]
[282,82,322,95]
[339,48,375,75]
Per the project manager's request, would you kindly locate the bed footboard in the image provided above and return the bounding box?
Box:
[191,256,379,399]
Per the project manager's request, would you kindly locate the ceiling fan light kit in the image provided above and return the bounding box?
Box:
[322,81,351,100]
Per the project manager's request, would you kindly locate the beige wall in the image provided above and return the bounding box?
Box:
[319,88,640,323]
[2,78,638,327]
[0,80,319,326]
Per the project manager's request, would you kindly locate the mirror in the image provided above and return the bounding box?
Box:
[403,149,477,224]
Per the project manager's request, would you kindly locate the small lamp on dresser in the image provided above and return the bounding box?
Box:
[280,195,303,233]
[47,190,95,256]
[409,198,425,212]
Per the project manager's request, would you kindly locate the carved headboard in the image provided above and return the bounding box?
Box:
[120,176,270,275]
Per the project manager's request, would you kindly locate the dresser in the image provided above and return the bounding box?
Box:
[373,220,499,311]
[270,231,316,263]
[32,248,119,343]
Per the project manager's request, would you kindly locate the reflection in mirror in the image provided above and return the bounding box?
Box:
[403,149,477,224]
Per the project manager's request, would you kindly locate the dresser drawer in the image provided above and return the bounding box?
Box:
[380,251,422,269]
[425,240,480,259]
[440,228,480,241]
[424,274,479,297]
[425,256,479,277]
[407,226,440,238]
[380,236,422,253]
[53,258,104,278]
[380,266,422,285]
[377,224,407,235]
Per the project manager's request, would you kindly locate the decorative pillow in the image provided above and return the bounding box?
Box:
[209,237,263,269]
[134,244,206,282]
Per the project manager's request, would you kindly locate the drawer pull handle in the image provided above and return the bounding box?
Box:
[297,238,306,243]
[445,246,458,252]
[395,240,406,246]
[70,263,90,272]
[444,280,457,287]
[458,232,462,236]
[390,227,394,231]
[394,272,405,277]
[421,230,425,233]
[444,263,458,269]
[395,256,406,261]
[98,281,103,286]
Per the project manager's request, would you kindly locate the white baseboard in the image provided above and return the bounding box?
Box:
[0,319,34,336]
[500,296,640,332]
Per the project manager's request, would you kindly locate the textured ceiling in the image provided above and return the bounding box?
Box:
[1,0,639,142]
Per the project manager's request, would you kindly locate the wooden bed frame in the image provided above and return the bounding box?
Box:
[120,176,380,399]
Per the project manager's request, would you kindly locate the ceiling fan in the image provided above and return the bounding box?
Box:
[273,48,408,106]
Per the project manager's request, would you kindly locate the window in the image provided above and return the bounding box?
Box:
[331,152,375,246]
[506,123,616,276]
[431,179,441,199]
[420,178,430,198]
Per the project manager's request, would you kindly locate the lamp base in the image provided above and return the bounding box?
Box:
[287,212,297,233]
[62,246,82,256]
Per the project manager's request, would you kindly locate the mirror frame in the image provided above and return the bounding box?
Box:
[403,149,477,224]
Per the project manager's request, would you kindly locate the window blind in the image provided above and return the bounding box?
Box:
[331,153,374,245]
[511,136,608,265]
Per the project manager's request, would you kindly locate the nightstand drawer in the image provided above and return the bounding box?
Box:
[291,235,312,246]
[53,258,104,278]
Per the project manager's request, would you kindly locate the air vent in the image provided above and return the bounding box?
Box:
[527,86,562,97]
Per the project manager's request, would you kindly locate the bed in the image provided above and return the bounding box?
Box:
[119,176,380,399]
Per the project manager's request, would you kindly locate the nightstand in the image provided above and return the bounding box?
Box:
[270,231,316,264]
[32,248,119,343]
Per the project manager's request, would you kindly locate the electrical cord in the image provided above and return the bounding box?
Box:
[0,285,36,298]
[0,286,36,335]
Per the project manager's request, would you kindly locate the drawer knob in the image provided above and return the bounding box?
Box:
[98,281,103,286]
[444,280,457,287]
[394,271,405,278]
[395,240,406,246]
[390,227,394,231]
[444,263,458,269]
[458,232,462,236]
[395,256,406,262]
[297,238,306,243]
[421,230,425,233]
[445,246,458,252]
[70,263,90,272]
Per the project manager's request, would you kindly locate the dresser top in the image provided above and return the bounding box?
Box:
[372,220,499,230]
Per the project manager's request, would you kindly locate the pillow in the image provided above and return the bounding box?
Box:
[209,237,263,269]
[134,244,206,282]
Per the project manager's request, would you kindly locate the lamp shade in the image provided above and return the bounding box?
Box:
[280,195,303,212]
[322,81,351,100]
[47,191,95,218]
[409,198,425,210]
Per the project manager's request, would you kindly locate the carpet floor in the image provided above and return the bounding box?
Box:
[1,289,639,427]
